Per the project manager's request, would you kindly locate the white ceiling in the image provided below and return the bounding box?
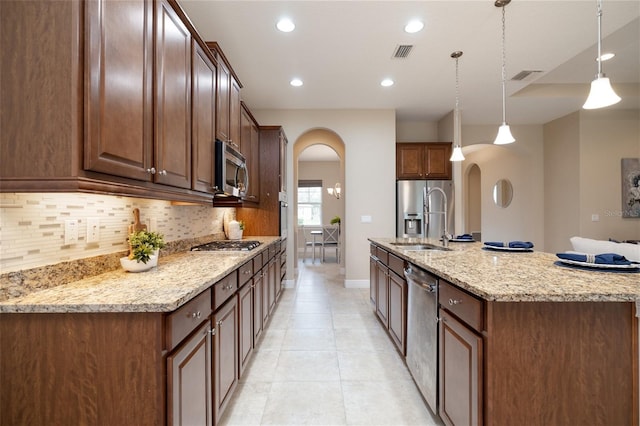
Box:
[178,0,639,128]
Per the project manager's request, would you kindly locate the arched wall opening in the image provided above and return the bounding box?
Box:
[293,128,346,272]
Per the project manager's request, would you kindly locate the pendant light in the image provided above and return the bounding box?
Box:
[494,0,515,145]
[450,51,465,162]
[583,0,621,109]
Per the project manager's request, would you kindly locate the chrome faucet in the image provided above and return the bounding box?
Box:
[423,187,449,247]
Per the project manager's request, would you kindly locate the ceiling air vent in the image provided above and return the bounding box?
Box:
[392,45,413,59]
[511,70,543,81]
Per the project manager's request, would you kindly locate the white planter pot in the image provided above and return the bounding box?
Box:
[120,249,159,272]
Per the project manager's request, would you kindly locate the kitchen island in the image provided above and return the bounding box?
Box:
[0,236,284,426]
[369,237,639,426]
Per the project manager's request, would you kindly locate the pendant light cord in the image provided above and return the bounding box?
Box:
[500,5,507,124]
[455,55,460,147]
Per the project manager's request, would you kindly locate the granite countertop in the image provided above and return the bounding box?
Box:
[370,237,640,303]
[0,237,280,314]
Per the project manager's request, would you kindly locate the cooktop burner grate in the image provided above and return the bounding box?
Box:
[191,240,261,251]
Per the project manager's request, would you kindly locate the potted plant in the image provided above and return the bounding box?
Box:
[330,216,341,225]
[120,230,165,272]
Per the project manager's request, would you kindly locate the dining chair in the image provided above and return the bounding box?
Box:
[321,225,340,263]
[301,226,322,262]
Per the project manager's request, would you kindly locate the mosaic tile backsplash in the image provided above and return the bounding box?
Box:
[0,193,231,274]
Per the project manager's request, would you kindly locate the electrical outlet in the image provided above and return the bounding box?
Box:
[64,219,78,245]
[591,214,600,222]
[87,217,100,243]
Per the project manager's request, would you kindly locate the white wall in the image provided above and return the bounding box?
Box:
[254,109,396,283]
[544,109,640,252]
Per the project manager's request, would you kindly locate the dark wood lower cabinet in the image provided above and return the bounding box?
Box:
[253,267,265,343]
[213,296,238,424]
[438,309,483,426]
[369,255,378,306]
[375,261,389,328]
[167,320,213,426]
[388,270,407,356]
[238,282,253,378]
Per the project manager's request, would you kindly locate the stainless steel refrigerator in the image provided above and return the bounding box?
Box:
[397,180,454,239]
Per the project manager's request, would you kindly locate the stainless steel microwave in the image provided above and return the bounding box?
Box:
[215,140,248,198]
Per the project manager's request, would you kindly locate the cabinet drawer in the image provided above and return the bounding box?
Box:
[388,253,405,277]
[268,244,277,259]
[439,280,484,332]
[253,252,263,271]
[370,244,376,256]
[213,271,238,311]
[165,288,212,352]
[376,246,388,264]
[238,260,253,287]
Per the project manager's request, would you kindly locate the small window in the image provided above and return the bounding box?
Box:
[298,180,322,226]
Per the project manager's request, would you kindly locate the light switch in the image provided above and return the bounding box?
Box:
[591,214,600,222]
[361,215,372,223]
[64,219,78,245]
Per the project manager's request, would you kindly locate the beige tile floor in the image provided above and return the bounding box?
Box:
[219,260,442,426]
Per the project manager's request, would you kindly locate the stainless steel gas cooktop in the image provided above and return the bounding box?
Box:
[191,240,261,251]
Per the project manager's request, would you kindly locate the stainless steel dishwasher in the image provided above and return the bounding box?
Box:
[405,263,438,414]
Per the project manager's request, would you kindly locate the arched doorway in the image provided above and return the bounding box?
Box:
[293,129,345,274]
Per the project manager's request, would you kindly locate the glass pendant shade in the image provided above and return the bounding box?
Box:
[450,146,465,161]
[494,123,515,145]
[583,75,621,109]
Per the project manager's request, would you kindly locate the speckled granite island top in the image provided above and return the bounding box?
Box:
[370,238,640,303]
[0,237,280,314]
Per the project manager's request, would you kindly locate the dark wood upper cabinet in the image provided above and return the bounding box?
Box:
[396,143,452,180]
[230,79,242,148]
[240,102,260,202]
[84,0,153,181]
[154,0,192,189]
[191,41,217,193]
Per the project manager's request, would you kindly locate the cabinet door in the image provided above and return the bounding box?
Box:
[253,269,264,344]
[275,253,282,300]
[267,258,277,315]
[85,0,153,180]
[396,144,423,179]
[388,270,407,356]
[167,321,213,426]
[155,0,191,188]
[369,256,378,307]
[439,309,483,426]
[375,262,389,328]
[238,283,253,379]
[229,78,241,147]
[213,297,238,424]
[215,57,230,142]
[424,143,451,179]
[279,130,288,194]
[241,104,260,202]
[191,42,216,193]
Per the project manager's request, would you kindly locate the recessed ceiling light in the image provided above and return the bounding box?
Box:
[290,78,303,87]
[276,18,295,33]
[380,78,394,87]
[597,52,615,62]
[404,20,424,33]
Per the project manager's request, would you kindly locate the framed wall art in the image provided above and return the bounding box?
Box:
[621,158,640,218]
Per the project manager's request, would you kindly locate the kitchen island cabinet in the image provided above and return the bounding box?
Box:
[369,238,639,426]
[0,237,284,426]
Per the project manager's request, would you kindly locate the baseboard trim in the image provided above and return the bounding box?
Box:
[344,279,369,289]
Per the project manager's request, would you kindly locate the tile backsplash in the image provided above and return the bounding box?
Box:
[0,193,231,274]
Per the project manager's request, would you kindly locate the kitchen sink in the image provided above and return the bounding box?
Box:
[390,242,451,251]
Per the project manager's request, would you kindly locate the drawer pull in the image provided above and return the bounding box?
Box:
[243,270,251,275]
[208,328,216,336]
[188,311,202,319]
[449,298,462,305]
